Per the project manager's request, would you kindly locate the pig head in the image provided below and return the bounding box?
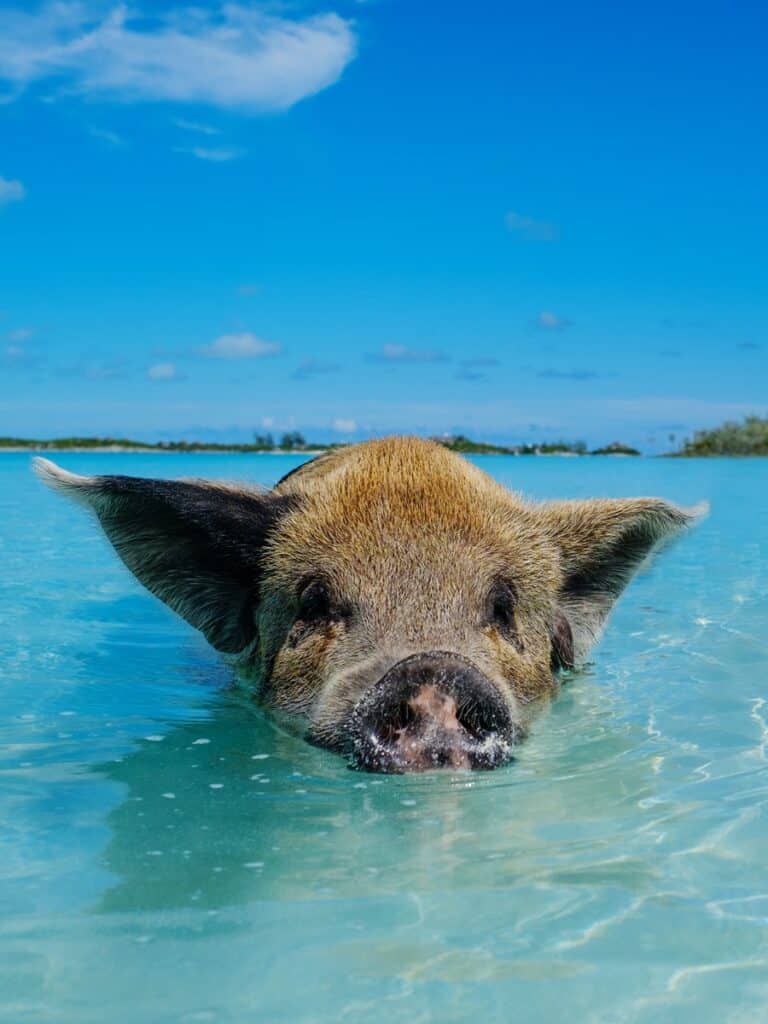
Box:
[35,438,701,773]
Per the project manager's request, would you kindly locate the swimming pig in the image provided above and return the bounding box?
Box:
[35,438,700,773]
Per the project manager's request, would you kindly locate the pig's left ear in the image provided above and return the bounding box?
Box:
[538,497,705,662]
[34,458,297,654]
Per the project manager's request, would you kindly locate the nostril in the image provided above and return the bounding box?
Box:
[378,699,415,744]
[455,701,481,740]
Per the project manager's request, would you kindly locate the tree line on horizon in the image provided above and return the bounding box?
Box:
[1,415,766,455]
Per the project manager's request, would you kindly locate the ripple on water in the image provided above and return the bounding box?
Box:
[1,452,767,1023]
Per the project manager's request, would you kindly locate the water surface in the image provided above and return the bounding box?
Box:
[1,452,767,1023]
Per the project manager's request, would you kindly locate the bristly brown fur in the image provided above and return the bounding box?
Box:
[36,438,702,755]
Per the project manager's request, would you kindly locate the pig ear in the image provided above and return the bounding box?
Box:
[538,497,706,661]
[34,458,297,654]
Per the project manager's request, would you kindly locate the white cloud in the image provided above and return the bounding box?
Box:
[538,368,603,381]
[147,361,181,380]
[0,3,356,112]
[538,311,572,330]
[175,145,243,162]
[9,326,34,342]
[174,118,221,135]
[369,343,449,364]
[332,417,357,433]
[83,362,124,380]
[0,175,25,205]
[89,126,125,146]
[504,210,557,242]
[294,357,340,379]
[201,331,281,359]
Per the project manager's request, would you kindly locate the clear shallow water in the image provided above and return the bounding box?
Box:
[1,452,767,1024]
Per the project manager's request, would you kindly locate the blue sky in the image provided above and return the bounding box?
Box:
[1,0,766,449]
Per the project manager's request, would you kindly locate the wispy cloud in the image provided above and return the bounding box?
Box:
[89,126,125,147]
[200,332,281,359]
[537,310,572,330]
[455,357,500,381]
[368,343,449,364]
[0,175,25,206]
[9,326,34,342]
[2,344,36,368]
[738,342,761,351]
[293,358,341,379]
[236,283,261,297]
[538,368,613,381]
[147,361,183,380]
[175,145,243,162]
[332,417,357,433]
[174,118,221,136]
[83,362,125,380]
[0,3,356,113]
[504,210,557,242]
[661,317,706,329]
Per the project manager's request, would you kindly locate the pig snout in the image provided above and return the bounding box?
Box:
[348,651,520,773]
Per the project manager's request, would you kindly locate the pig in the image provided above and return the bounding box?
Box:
[35,437,701,773]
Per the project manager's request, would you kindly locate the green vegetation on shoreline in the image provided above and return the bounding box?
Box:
[437,435,639,456]
[669,415,768,456]
[0,432,639,456]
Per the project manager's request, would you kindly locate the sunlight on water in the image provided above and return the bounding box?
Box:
[1,452,767,1023]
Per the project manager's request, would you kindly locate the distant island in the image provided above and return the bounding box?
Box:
[437,436,640,456]
[0,431,640,456]
[0,431,323,454]
[670,415,768,456]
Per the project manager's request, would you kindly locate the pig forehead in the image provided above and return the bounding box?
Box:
[265,487,560,593]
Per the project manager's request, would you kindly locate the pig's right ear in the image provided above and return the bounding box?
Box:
[538,496,705,662]
[34,458,297,654]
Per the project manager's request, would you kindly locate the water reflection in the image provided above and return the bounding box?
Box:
[94,671,669,916]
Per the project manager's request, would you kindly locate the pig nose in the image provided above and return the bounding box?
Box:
[348,651,519,773]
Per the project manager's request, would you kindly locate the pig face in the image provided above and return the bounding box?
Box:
[36,438,701,773]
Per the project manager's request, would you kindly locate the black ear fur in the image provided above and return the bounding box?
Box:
[35,459,298,653]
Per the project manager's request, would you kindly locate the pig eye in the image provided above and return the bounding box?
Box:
[297,580,335,622]
[488,579,518,640]
[288,579,346,649]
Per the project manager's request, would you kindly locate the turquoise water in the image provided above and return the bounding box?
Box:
[2,452,767,1023]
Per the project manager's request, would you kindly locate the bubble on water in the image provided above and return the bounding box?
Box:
[401,799,417,806]
[145,735,164,742]
[59,710,76,716]
[146,850,163,856]
[251,753,269,760]
[244,861,264,869]
[192,738,210,745]
[209,783,224,790]
[161,792,175,799]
